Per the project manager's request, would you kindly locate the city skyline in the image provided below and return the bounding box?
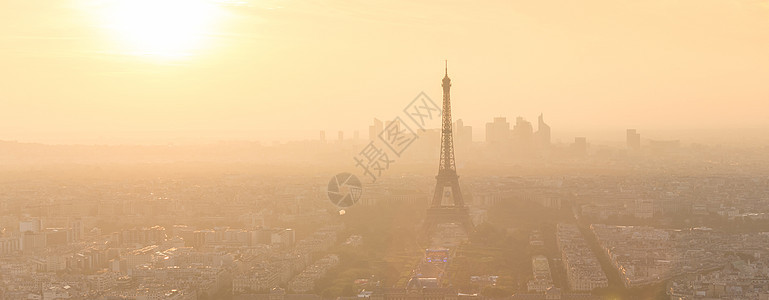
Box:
[2,0,769,145]
[3,116,768,146]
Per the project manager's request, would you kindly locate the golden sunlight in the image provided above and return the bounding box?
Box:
[98,0,221,59]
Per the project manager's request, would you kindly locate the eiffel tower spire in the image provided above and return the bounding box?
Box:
[438,61,457,176]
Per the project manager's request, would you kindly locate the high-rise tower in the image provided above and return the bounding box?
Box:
[424,62,473,234]
[536,113,551,147]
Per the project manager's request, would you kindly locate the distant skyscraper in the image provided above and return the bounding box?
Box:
[536,114,551,147]
[353,130,359,141]
[320,130,326,143]
[513,116,533,143]
[572,137,587,156]
[485,117,510,144]
[626,129,640,150]
[338,131,344,142]
[453,119,472,150]
[368,118,383,141]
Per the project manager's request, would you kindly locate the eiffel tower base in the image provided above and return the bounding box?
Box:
[423,206,474,237]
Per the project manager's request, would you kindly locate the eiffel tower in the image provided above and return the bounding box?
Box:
[423,61,474,235]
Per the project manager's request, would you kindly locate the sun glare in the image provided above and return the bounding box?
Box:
[99,0,221,59]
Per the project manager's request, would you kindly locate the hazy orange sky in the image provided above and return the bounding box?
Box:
[1,0,768,144]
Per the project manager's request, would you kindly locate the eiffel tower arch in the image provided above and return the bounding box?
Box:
[423,62,474,235]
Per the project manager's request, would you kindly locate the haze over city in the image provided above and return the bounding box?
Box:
[2,0,769,145]
[4,1,769,300]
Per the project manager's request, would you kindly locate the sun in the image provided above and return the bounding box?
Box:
[98,0,221,59]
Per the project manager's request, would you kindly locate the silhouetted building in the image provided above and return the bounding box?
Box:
[368,118,383,141]
[626,129,640,150]
[485,117,510,145]
[319,131,326,143]
[513,117,534,154]
[536,113,551,147]
[514,117,533,142]
[338,131,343,142]
[453,119,472,151]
